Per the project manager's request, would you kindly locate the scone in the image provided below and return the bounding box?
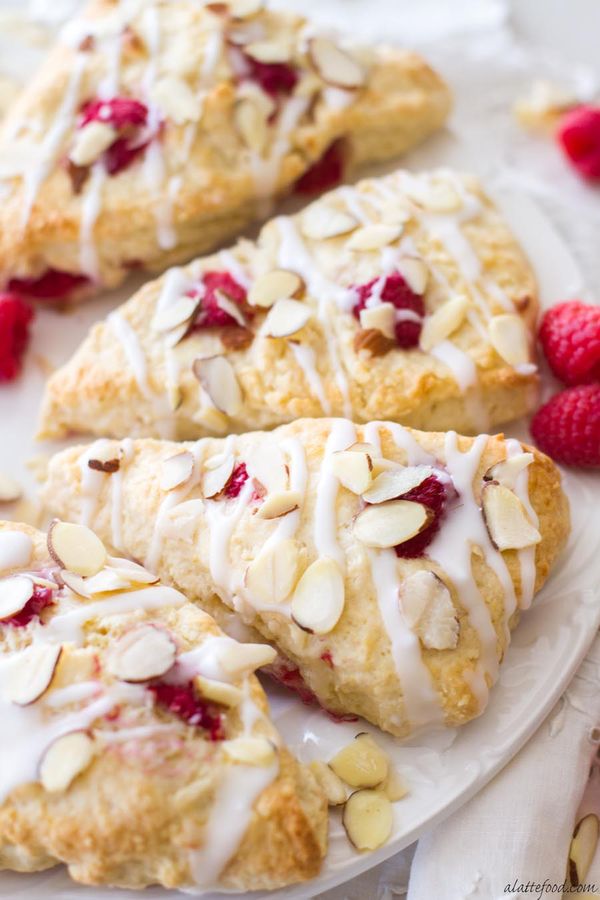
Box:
[0,520,327,891]
[39,168,539,440]
[41,418,570,738]
[0,0,450,301]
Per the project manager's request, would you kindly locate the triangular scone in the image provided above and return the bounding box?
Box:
[0,521,327,891]
[39,169,538,441]
[41,418,570,738]
[0,0,450,301]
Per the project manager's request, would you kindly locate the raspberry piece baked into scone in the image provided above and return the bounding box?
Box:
[39,168,538,439]
[0,521,327,891]
[0,0,450,301]
[41,417,570,738]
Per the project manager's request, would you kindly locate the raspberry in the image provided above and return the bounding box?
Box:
[0,293,34,383]
[192,271,251,330]
[4,584,55,628]
[295,140,346,195]
[394,475,447,558]
[149,680,224,740]
[224,462,249,498]
[530,384,600,467]
[78,96,151,175]
[557,105,600,180]
[8,269,90,301]
[243,55,298,97]
[352,271,424,348]
[539,300,600,386]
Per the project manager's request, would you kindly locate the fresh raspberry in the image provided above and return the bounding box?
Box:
[149,680,224,740]
[243,55,298,98]
[394,475,447,559]
[530,384,600,467]
[8,269,90,301]
[0,293,34,383]
[192,271,251,330]
[4,584,55,628]
[539,300,600,386]
[352,271,425,349]
[557,105,600,180]
[295,140,346,195]
[224,462,249,498]
[78,96,151,175]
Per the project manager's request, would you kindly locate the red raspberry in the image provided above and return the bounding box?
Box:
[192,271,251,330]
[4,584,55,627]
[8,268,90,301]
[0,293,34,383]
[557,105,600,181]
[78,96,151,175]
[530,384,600,467]
[149,680,224,740]
[352,271,424,349]
[243,55,298,98]
[539,300,600,386]
[224,462,249,498]
[394,475,447,559]
[295,140,346,195]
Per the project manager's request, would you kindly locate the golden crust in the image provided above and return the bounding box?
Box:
[0,521,327,891]
[40,418,570,737]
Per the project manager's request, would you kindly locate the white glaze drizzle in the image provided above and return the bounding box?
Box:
[146,441,204,569]
[313,419,356,571]
[206,476,255,598]
[111,438,134,550]
[430,339,477,391]
[290,342,330,414]
[78,438,115,527]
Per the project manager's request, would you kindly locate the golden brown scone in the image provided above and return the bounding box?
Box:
[0,520,327,891]
[0,0,450,301]
[39,168,538,440]
[40,418,570,737]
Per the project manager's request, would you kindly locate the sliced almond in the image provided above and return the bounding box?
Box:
[354,328,396,357]
[4,643,62,706]
[194,675,242,707]
[108,625,176,683]
[39,731,95,793]
[69,121,116,166]
[47,521,106,578]
[193,356,243,416]
[300,204,357,241]
[420,294,469,352]
[569,813,599,887]
[256,490,301,519]
[229,0,264,18]
[263,298,311,338]
[202,453,235,498]
[218,641,277,679]
[309,37,365,89]
[245,539,302,605]
[248,269,303,308]
[359,303,395,340]
[309,760,347,806]
[223,736,276,765]
[346,223,402,251]
[329,733,389,788]
[345,441,379,456]
[399,570,459,650]
[343,789,393,850]
[482,482,541,551]
[397,256,429,295]
[353,500,432,549]
[331,449,372,495]
[234,97,269,154]
[160,450,195,492]
[149,75,200,125]
[362,465,433,504]
[488,314,530,367]
[483,452,534,489]
[214,290,247,327]
[0,574,34,620]
[245,39,291,63]
[291,557,345,635]
[192,405,230,435]
[78,568,130,595]
[381,766,409,802]
[407,179,462,213]
[151,296,198,334]
[0,472,22,503]
[60,570,91,598]
[108,558,160,585]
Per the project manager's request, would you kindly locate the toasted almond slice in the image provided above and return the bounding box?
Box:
[218,641,277,679]
[60,569,91,598]
[245,539,302,605]
[193,356,243,416]
[223,736,276,765]
[381,766,409,802]
[0,472,21,502]
[397,256,429,295]
[488,314,530,367]
[343,789,393,850]
[79,568,131,595]
[353,500,432,548]
[309,760,347,805]
[291,557,344,635]
[309,37,365,89]
[345,441,379,456]
[263,298,311,338]
[346,223,402,251]
[330,733,389,788]
[399,570,459,650]
[69,121,117,166]
[160,450,195,492]
[359,303,395,339]
[354,328,396,357]
[483,452,534,489]
[300,204,357,241]
[108,625,176,682]
[47,521,106,577]
[39,731,95,793]
[411,180,462,213]
[420,294,469,352]
[151,296,198,334]
[229,0,263,18]
[234,97,269,154]
[482,482,541,550]
[0,574,34,619]
[256,490,301,519]
[569,813,599,887]
[4,643,62,705]
[245,38,291,63]
[214,290,247,327]
[248,269,303,308]
[202,453,235,498]
[362,465,433,504]
[331,450,372,494]
[195,675,242,707]
[108,558,160,585]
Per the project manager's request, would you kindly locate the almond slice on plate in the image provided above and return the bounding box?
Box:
[0,472,22,502]
[331,449,372,494]
[0,574,34,619]
[160,450,195,491]
[488,314,530,367]
[346,223,402,251]
[218,641,277,679]
[419,294,469,352]
[245,539,302,605]
[359,303,395,339]
[380,766,409,802]
[309,760,347,806]
[223,736,277,765]
[343,789,393,850]
[329,733,389,788]
[4,643,62,705]
[202,453,235,498]
[195,675,242,707]
[263,298,311,338]
[193,356,243,416]
[353,500,432,548]
[569,813,599,887]
[291,557,345,634]
[397,256,429,295]
[309,37,365,89]
[151,296,198,334]
[248,269,303,308]
[256,490,301,519]
[48,521,106,577]
[362,465,432,504]
[483,452,534,489]
[399,570,459,650]
[300,204,357,241]
[482,482,541,550]
[39,731,95,793]
[108,625,176,682]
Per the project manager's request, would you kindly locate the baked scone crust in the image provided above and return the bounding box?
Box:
[41,418,570,738]
[0,521,327,891]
